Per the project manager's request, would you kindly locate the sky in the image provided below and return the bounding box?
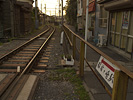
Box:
[33,0,67,16]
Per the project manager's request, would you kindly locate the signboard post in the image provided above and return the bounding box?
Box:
[96,56,120,88]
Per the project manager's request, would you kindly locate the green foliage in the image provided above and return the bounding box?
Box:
[50,68,90,100]
[65,0,77,26]
[7,37,17,42]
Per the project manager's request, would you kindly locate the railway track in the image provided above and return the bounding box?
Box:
[0,25,56,99]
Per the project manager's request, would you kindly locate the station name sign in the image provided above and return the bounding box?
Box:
[96,56,120,88]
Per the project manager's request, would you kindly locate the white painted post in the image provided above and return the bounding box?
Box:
[60,31,64,45]
[84,0,89,68]
[17,66,20,72]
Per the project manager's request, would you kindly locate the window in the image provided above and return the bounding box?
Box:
[109,11,133,59]
[99,5,107,27]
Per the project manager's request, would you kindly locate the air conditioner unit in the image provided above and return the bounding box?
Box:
[97,34,107,46]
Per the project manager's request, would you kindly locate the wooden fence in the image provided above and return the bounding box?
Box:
[63,24,133,100]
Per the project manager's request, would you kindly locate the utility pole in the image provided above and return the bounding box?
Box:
[10,0,14,37]
[35,0,38,29]
[55,7,56,16]
[41,3,42,13]
[61,0,63,26]
[41,2,43,26]
[44,4,46,23]
[59,0,60,21]
[84,0,89,68]
[45,4,46,14]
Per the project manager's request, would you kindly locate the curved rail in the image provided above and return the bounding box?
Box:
[0,25,50,64]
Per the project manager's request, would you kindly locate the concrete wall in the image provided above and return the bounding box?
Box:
[0,0,12,38]
[0,0,33,38]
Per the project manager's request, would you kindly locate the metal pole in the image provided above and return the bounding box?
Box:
[84,0,89,68]
[35,0,38,29]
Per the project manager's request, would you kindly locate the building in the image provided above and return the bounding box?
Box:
[87,0,96,39]
[98,0,133,60]
[15,0,33,36]
[0,0,33,39]
[94,0,108,43]
[77,0,86,31]
[0,0,13,38]
[76,0,133,59]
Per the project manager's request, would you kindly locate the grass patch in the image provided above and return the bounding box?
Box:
[50,68,90,100]
[7,37,17,42]
[0,42,3,46]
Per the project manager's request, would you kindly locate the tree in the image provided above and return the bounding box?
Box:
[65,0,77,26]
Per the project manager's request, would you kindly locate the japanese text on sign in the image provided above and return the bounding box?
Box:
[96,56,120,88]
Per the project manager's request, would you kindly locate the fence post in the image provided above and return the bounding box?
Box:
[112,70,128,100]
[69,31,71,42]
[73,35,76,59]
[67,29,70,39]
[79,41,85,77]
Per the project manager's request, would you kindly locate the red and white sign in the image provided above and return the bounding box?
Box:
[96,56,120,88]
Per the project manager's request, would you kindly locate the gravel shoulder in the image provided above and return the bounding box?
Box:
[0,26,47,56]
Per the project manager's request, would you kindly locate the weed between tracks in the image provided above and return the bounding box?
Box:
[49,68,90,100]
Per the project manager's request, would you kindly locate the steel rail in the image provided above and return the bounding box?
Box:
[63,24,133,79]
[0,25,50,64]
[0,26,55,99]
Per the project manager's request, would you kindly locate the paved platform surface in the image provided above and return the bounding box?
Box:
[65,24,133,100]
[17,75,38,100]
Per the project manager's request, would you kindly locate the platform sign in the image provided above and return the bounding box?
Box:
[96,56,120,88]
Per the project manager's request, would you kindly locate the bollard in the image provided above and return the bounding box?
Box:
[17,66,20,72]
[60,31,64,45]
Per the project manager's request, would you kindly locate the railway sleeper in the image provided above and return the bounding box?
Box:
[0,63,26,69]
